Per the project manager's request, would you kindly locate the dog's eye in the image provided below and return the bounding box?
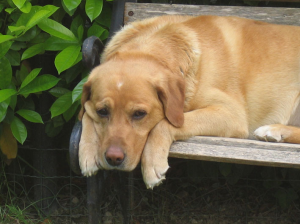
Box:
[97,108,109,117]
[133,110,147,120]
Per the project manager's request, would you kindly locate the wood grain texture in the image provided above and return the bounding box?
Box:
[123,3,300,168]
[124,3,300,26]
[169,136,300,168]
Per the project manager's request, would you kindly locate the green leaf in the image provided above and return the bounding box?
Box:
[9,95,17,110]
[20,68,42,89]
[8,25,25,33]
[19,63,30,83]
[70,15,83,35]
[50,92,73,118]
[26,7,58,31]
[12,0,25,9]
[38,18,77,41]
[61,1,76,16]
[87,24,105,38]
[5,8,15,14]
[0,99,10,122]
[0,57,12,89]
[0,35,14,44]
[16,109,43,123]
[72,52,82,67]
[0,41,13,59]
[17,5,58,27]
[72,76,88,103]
[5,50,20,66]
[44,36,78,51]
[85,0,103,22]
[19,74,60,95]
[10,116,27,144]
[0,89,17,103]
[55,45,81,74]
[10,42,26,51]
[4,108,14,124]
[21,43,44,60]
[100,29,109,41]
[29,33,49,44]
[16,5,40,26]
[43,5,60,16]
[19,1,31,13]
[45,119,63,137]
[18,97,35,111]
[0,4,6,12]
[53,115,65,127]
[49,87,70,97]
[95,4,111,28]
[15,26,38,42]
[63,0,81,11]
[77,25,83,41]
[26,10,51,30]
[64,62,83,83]
[63,101,80,122]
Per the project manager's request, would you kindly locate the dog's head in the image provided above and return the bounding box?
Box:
[79,53,185,171]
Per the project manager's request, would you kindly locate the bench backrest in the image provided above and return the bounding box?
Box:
[124,3,300,26]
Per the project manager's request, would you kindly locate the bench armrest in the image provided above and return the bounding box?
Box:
[69,36,104,175]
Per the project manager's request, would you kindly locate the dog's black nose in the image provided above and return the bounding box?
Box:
[105,146,125,166]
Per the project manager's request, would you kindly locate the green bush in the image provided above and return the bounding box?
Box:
[0,0,111,159]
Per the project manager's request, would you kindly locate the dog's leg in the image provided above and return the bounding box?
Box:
[254,124,300,144]
[79,113,102,176]
[141,119,172,189]
[142,106,248,189]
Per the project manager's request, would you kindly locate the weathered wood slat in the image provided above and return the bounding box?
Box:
[124,3,300,26]
[169,137,300,168]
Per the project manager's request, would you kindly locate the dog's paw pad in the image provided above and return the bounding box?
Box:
[80,162,99,177]
[142,165,169,190]
[254,125,283,142]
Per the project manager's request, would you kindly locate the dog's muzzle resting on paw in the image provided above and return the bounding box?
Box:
[78,15,300,189]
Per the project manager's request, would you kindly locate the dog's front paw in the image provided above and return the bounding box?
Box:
[79,112,102,177]
[79,143,101,177]
[141,160,170,189]
[141,119,173,189]
[254,125,283,142]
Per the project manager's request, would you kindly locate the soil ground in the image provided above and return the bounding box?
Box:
[2,157,300,224]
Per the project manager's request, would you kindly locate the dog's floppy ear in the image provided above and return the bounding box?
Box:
[78,81,91,121]
[156,75,185,128]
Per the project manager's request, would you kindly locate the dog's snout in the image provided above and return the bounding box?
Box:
[105,146,125,166]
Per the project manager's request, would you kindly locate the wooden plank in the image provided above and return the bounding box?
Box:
[169,136,300,168]
[124,3,300,26]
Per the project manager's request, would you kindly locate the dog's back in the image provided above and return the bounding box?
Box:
[103,15,300,134]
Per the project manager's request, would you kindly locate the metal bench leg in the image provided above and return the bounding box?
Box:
[87,171,107,224]
[117,171,134,224]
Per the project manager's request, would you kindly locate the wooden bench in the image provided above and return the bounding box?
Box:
[69,1,300,223]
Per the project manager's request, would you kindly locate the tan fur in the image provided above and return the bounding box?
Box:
[79,15,300,188]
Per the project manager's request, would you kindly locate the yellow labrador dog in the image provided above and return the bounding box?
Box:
[78,15,300,189]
